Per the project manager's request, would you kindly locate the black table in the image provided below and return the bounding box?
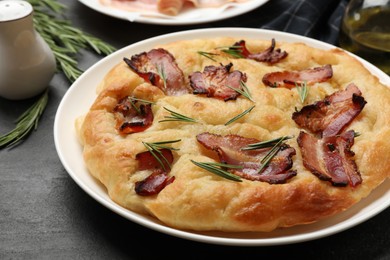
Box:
[1,0,390,258]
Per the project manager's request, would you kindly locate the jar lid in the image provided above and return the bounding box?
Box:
[0,1,33,22]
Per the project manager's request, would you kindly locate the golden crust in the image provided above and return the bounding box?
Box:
[76,37,390,232]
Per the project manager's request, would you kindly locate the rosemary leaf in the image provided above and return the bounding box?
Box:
[242,136,293,150]
[142,140,181,171]
[0,89,49,148]
[159,107,197,123]
[296,81,308,103]
[226,81,254,102]
[217,45,244,58]
[248,136,290,174]
[224,105,255,126]
[190,160,242,182]
[197,51,218,62]
[156,65,167,90]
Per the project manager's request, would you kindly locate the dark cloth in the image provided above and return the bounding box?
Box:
[261,0,348,44]
[217,0,349,45]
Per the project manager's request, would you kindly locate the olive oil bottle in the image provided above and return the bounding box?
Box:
[339,3,390,75]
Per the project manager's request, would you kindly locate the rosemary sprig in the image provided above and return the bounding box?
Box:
[0,0,117,149]
[226,81,254,102]
[218,45,244,58]
[127,97,155,114]
[242,136,291,174]
[159,107,197,123]
[242,136,293,150]
[197,51,218,62]
[190,160,242,182]
[257,139,284,174]
[156,64,167,90]
[296,81,308,103]
[0,89,49,149]
[224,105,255,126]
[142,140,181,171]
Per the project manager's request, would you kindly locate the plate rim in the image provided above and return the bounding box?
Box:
[54,27,390,246]
[77,0,270,25]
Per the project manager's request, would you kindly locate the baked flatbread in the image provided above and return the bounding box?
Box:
[76,37,390,232]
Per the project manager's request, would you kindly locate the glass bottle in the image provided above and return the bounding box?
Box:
[338,0,390,74]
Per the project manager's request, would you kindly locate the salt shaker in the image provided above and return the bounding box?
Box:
[0,0,56,100]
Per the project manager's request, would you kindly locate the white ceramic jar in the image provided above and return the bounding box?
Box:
[0,0,56,100]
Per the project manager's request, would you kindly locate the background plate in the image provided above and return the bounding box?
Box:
[54,28,390,246]
[77,0,269,25]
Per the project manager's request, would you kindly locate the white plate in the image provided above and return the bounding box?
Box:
[54,28,390,246]
[77,0,269,25]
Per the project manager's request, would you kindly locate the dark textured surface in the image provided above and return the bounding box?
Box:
[1,0,390,259]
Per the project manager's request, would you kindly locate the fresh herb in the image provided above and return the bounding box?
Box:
[0,89,49,149]
[242,136,291,174]
[128,97,154,114]
[190,160,242,182]
[226,81,254,102]
[142,140,181,171]
[241,136,293,150]
[218,45,244,58]
[257,139,284,174]
[224,105,255,126]
[197,51,218,62]
[156,64,167,89]
[0,0,116,149]
[159,107,197,123]
[296,81,308,103]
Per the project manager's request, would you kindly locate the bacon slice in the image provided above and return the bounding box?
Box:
[189,63,247,101]
[231,39,288,64]
[124,48,191,96]
[197,132,297,184]
[114,97,154,134]
[297,130,362,187]
[292,83,367,137]
[134,148,175,196]
[262,64,333,88]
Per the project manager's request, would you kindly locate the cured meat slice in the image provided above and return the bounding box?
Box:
[262,64,333,88]
[297,130,362,187]
[135,148,175,196]
[196,132,297,184]
[189,63,247,101]
[124,48,191,96]
[292,83,367,137]
[114,97,154,134]
[231,38,288,64]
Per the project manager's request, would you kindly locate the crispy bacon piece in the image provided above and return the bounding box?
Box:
[134,149,175,196]
[297,130,362,187]
[292,83,367,137]
[124,48,191,96]
[114,97,154,134]
[197,132,297,184]
[189,63,247,101]
[262,64,333,88]
[231,38,288,64]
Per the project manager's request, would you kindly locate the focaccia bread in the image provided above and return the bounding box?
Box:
[76,37,390,232]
